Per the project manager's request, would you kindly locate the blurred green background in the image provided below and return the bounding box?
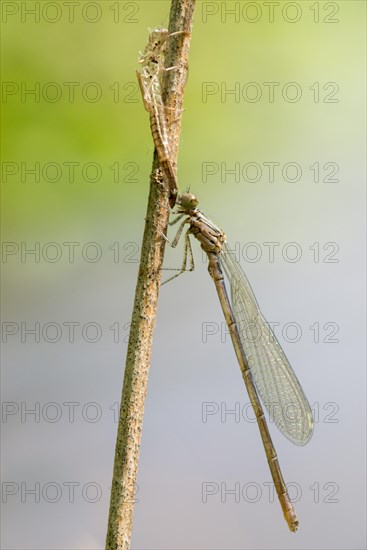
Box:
[2,1,366,549]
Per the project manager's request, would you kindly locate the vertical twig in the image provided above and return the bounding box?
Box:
[105,1,196,549]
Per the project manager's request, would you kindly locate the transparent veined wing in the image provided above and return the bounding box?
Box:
[220,242,314,445]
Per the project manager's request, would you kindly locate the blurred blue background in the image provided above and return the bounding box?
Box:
[1,1,366,548]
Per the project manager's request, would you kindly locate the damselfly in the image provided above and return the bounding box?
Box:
[137,28,185,207]
[165,192,314,531]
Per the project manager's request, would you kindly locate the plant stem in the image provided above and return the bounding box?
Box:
[105,1,196,549]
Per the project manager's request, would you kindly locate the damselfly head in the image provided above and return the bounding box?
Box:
[177,192,199,211]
